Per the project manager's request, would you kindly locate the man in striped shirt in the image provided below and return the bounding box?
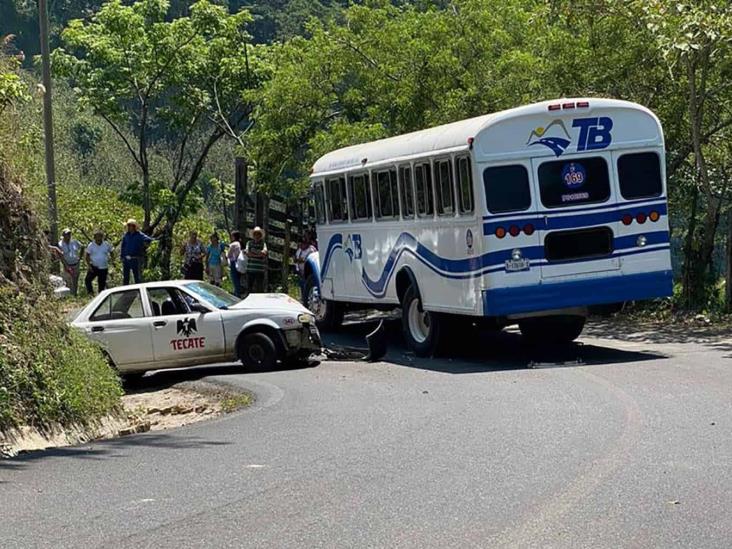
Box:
[245,226,268,293]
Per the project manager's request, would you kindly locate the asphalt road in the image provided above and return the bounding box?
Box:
[2,318,732,548]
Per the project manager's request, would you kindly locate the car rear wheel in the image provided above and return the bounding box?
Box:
[519,315,586,344]
[238,332,278,370]
[304,274,343,331]
[401,285,441,357]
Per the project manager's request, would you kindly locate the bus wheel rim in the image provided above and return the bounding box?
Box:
[408,299,429,344]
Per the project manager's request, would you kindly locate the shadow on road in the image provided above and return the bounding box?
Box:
[124,360,320,395]
[322,318,668,374]
[1,432,231,469]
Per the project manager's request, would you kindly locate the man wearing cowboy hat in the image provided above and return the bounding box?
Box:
[120,218,153,285]
[245,226,268,293]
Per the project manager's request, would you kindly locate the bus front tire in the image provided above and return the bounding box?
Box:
[304,274,344,331]
[518,315,586,344]
[401,285,441,357]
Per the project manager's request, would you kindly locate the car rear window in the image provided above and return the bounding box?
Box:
[91,290,145,321]
[618,152,663,199]
[538,157,610,208]
[483,165,531,214]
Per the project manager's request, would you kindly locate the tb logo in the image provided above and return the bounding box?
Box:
[572,117,613,151]
[344,234,362,262]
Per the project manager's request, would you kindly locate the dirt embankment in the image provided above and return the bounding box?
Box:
[1,381,252,458]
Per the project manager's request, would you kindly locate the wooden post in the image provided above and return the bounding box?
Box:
[234,157,248,234]
[38,0,58,247]
[262,195,270,291]
[282,218,291,293]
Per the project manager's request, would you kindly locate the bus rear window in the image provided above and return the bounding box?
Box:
[618,152,663,199]
[483,165,531,214]
[538,157,610,208]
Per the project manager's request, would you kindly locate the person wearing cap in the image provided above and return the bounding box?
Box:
[58,228,82,296]
[120,218,153,285]
[245,226,268,293]
[84,229,114,295]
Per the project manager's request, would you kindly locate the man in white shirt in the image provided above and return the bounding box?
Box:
[58,228,82,296]
[85,229,114,295]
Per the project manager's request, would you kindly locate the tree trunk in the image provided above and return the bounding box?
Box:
[682,53,719,309]
[726,208,732,312]
[681,186,699,308]
[234,157,248,235]
[157,224,174,281]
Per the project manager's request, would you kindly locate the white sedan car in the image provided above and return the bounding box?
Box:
[70,281,321,378]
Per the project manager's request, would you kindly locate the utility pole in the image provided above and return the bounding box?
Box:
[38,0,58,245]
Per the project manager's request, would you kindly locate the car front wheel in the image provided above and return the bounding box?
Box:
[238,332,278,370]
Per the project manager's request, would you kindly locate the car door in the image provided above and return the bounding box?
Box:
[84,289,154,369]
[146,287,226,365]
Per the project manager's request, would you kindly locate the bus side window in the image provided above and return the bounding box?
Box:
[435,158,455,216]
[618,152,662,199]
[376,170,398,219]
[483,165,531,213]
[457,156,474,214]
[415,162,434,217]
[350,173,373,221]
[314,183,326,224]
[327,177,347,222]
[399,165,415,218]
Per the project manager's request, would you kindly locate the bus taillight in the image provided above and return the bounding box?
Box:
[636,213,647,224]
[649,211,660,222]
[622,214,633,226]
[495,227,506,239]
[523,224,535,236]
[509,225,521,237]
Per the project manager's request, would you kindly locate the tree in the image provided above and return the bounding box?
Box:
[53,0,265,276]
[644,0,732,308]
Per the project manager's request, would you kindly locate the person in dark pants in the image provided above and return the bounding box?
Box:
[245,226,268,293]
[120,218,153,285]
[227,230,243,297]
[85,229,114,295]
[182,231,205,280]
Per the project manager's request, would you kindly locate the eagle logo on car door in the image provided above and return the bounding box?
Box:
[177,318,197,337]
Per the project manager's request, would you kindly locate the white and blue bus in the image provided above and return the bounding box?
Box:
[302,98,672,355]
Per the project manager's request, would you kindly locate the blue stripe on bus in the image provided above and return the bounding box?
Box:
[319,233,343,279]
[482,202,668,235]
[482,270,673,316]
[348,230,670,297]
[481,197,667,220]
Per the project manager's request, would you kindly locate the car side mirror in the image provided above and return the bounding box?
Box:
[190,303,209,314]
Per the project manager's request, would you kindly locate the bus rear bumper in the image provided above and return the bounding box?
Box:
[482,270,673,317]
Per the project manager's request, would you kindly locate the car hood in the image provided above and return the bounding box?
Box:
[229,293,311,315]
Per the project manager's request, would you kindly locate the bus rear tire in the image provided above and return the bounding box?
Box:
[305,274,344,331]
[519,315,586,344]
[401,285,441,357]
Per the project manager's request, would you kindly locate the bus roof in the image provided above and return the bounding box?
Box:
[310,98,658,177]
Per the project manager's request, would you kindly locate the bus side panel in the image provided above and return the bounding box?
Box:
[319,220,482,315]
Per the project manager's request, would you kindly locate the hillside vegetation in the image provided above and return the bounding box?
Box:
[0,55,122,434]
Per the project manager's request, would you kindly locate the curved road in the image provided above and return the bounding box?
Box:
[2,321,732,548]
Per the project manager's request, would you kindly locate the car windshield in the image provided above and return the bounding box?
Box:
[184,282,240,309]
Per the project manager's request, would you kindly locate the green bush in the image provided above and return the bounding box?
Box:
[0,285,123,433]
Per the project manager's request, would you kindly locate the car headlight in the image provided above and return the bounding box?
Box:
[298,313,313,324]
